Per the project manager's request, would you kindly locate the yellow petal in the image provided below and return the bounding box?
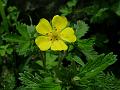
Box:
[36,18,52,35]
[51,40,68,51]
[60,27,76,42]
[52,15,68,31]
[35,36,52,51]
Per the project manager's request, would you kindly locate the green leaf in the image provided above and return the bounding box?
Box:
[36,61,43,67]
[77,38,98,61]
[66,54,85,67]
[0,49,5,56]
[79,72,120,90]
[16,23,30,39]
[36,52,58,69]
[82,5,99,15]
[0,45,7,56]
[46,52,58,69]
[90,8,109,23]
[6,47,13,54]
[16,41,30,55]
[3,34,25,43]
[27,25,35,38]
[112,1,120,16]
[60,7,72,16]
[74,20,89,38]
[3,23,35,56]
[67,0,77,7]
[3,34,31,56]
[72,55,85,67]
[94,73,120,90]
[0,45,13,56]
[7,6,19,22]
[59,0,77,16]
[79,52,117,80]
[19,71,61,90]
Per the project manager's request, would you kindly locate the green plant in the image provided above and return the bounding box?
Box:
[0,0,120,90]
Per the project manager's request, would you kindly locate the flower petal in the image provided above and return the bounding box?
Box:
[60,27,76,42]
[52,15,68,31]
[51,40,68,51]
[35,36,52,51]
[36,18,52,35]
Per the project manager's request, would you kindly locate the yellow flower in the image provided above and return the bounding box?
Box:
[35,15,76,51]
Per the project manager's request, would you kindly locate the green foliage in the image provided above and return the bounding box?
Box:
[112,1,120,16]
[66,54,85,67]
[7,6,19,23]
[19,52,117,90]
[90,8,109,23]
[3,23,35,56]
[60,0,78,16]
[36,52,58,69]
[0,0,8,32]
[0,0,120,90]
[79,72,120,90]
[0,44,13,56]
[19,71,61,90]
[74,20,89,39]
[79,52,117,80]
[0,66,15,90]
[77,38,98,61]
[80,5,99,16]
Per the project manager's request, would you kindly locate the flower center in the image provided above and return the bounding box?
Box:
[48,31,60,42]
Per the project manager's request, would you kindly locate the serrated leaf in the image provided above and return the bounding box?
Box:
[46,52,58,69]
[72,55,85,67]
[82,5,99,15]
[16,41,30,55]
[19,71,61,90]
[60,0,77,16]
[90,8,109,23]
[3,34,25,43]
[66,54,85,67]
[27,25,35,37]
[0,45,13,56]
[67,0,77,7]
[3,33,31,56]
[60,6,72,16]
[7,6,19,22]
[79,52,117,80]
[74,20,89,38]
[16,23,30,39]
[77,38,98,61]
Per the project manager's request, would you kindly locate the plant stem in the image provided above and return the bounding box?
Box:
[58,51,62,68]
[43,52,46,70]
[58,51,66,68]
[21,56,32,71]
[0,0,8,32]
[41,51,46,70]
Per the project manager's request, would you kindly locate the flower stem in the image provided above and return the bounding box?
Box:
[21,56,32,71]
[41,51,46,71]
[58,52,62,67]
[0,0,8,32]
[58,51,66,68]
